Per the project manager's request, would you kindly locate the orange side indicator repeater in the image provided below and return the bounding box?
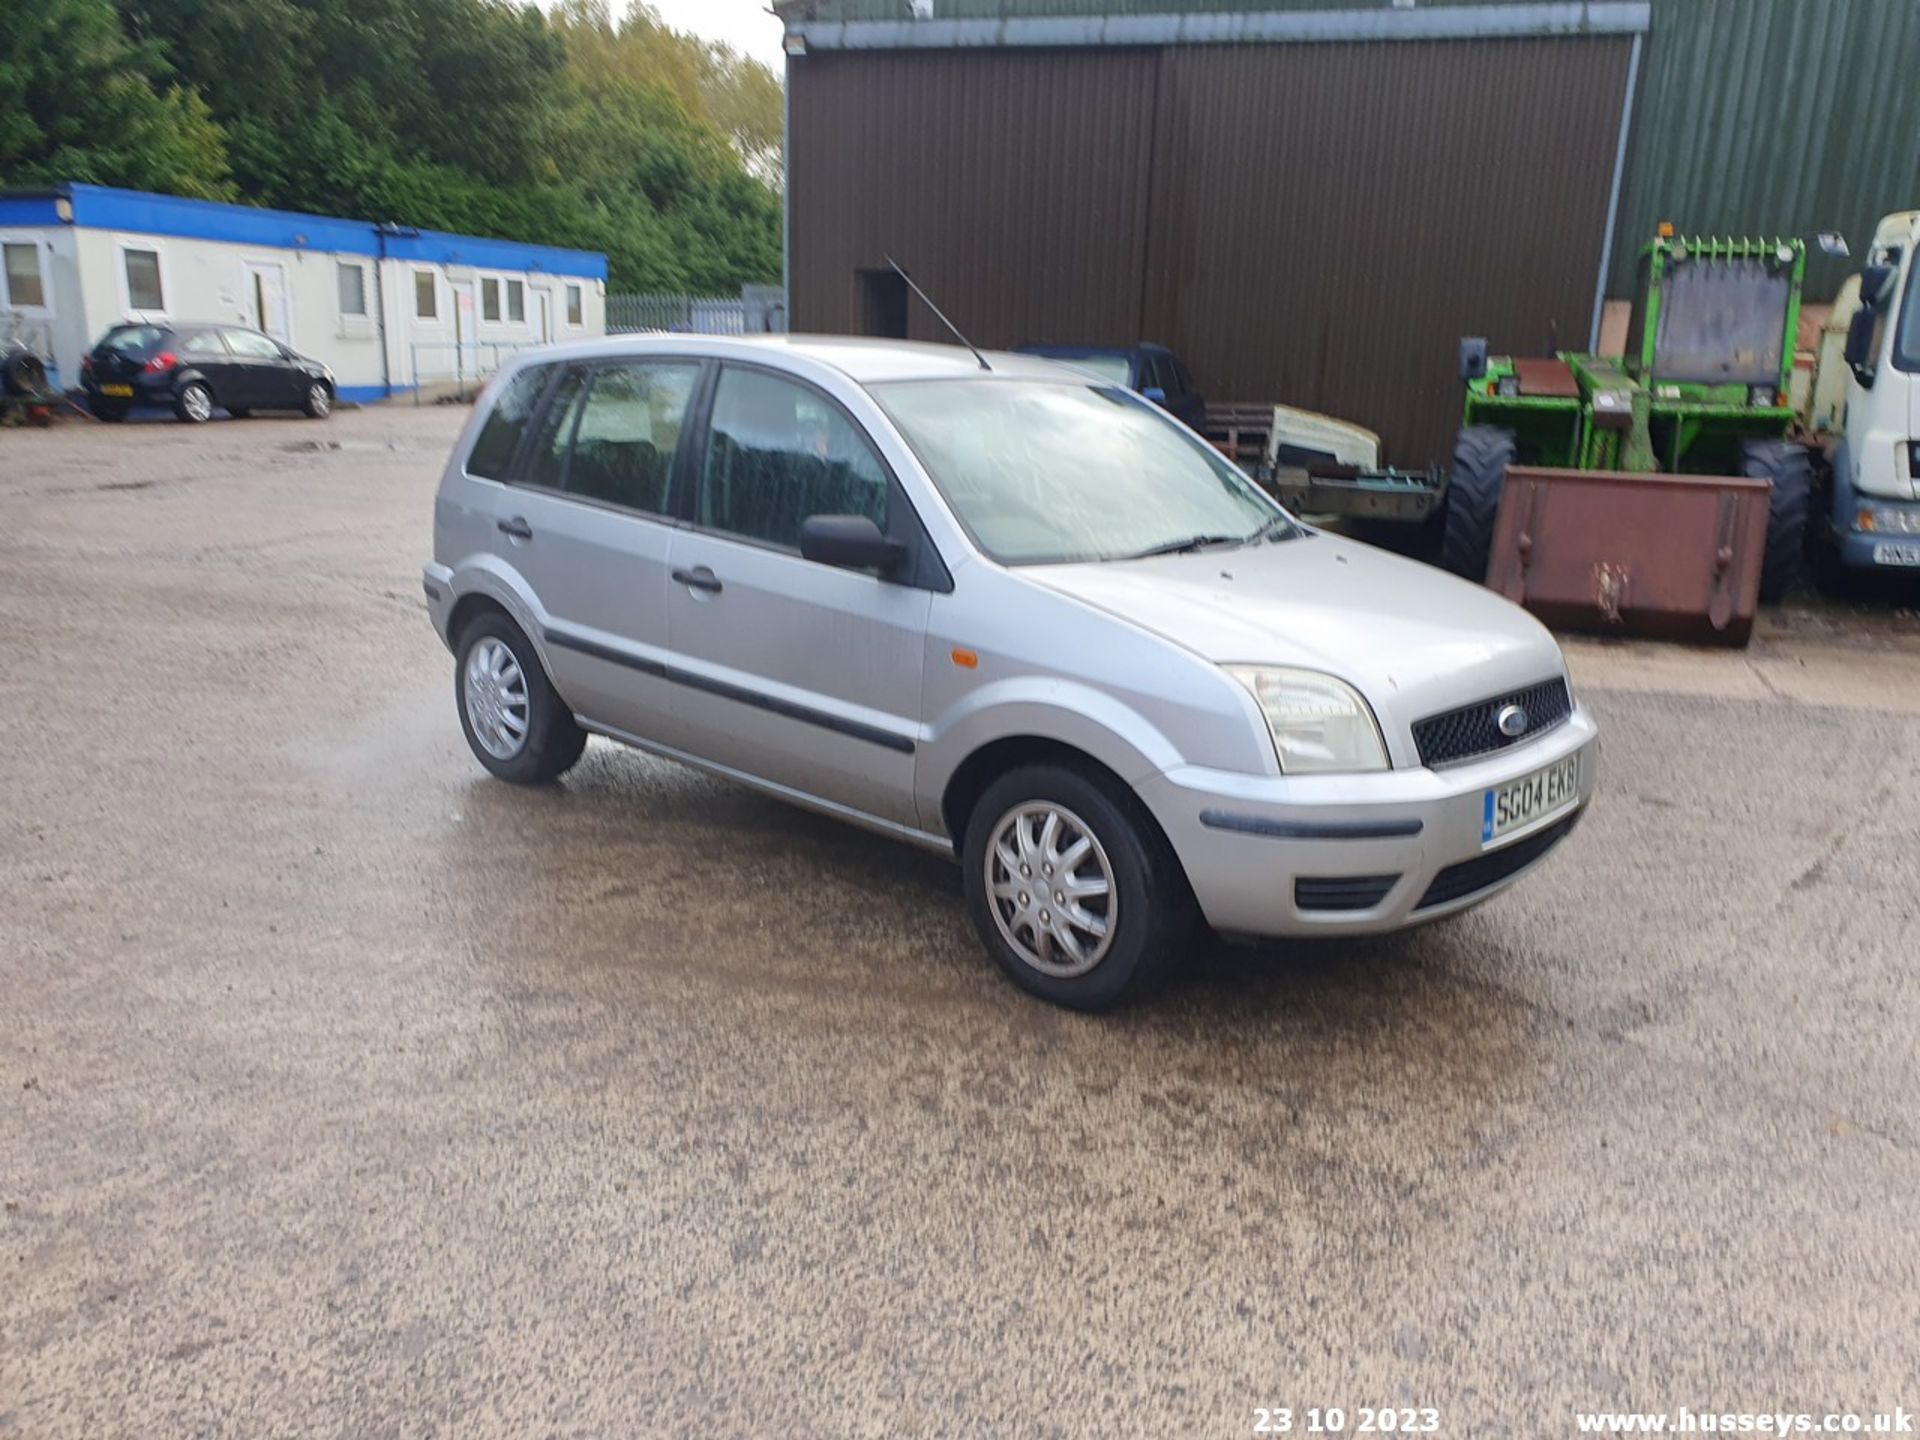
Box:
[950,647,979,669]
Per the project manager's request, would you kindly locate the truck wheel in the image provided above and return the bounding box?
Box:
[1742,439,1812,603]
[1440,426,1515,579]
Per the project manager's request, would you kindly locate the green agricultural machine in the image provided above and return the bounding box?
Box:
[1442,228,1830,607]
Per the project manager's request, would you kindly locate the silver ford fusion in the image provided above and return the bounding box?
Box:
[425,336,1598,1009]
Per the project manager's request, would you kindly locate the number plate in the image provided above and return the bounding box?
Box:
[99,384,133,397]
[1872,542,1920,568]
[1482,753,1580,845]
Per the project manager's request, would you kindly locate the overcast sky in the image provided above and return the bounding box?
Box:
[638,0,787,70]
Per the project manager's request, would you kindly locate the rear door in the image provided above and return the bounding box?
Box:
[664,363,932,828]
[492,356,704,742]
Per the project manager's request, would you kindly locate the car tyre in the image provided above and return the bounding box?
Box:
[1440,425,1514,580]
[174,382,215,424]
[302,381,333,419]
[1741,438,1812,603]
[454,610,586,784]
[961,763,1195,1010]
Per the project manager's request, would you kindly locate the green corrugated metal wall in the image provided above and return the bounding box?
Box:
[1614,0,1920,301]
[782,0,1920,301]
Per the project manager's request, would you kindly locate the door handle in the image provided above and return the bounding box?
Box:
[671,566,723,594]
[497,516,533,541]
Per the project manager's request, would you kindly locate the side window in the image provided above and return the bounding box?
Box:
[467,365,550,480]
[481,277,501,322]
[1145,354,1175,395]
[223,329,281,359]
[178,329,229,358]
[564,361,699,514]
[699,367,890,550]
[525,369,588,491]
[1171,357,1194,396]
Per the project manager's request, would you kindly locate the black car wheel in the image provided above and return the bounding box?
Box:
[175,382,215,424]
[303,381,333,419]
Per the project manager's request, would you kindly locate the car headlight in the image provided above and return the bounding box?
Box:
[1225,666,1389,774]
[1855,501,1920,535]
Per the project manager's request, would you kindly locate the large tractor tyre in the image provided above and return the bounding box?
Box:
[1742,439,1813,604]
[1440,426,1516,580]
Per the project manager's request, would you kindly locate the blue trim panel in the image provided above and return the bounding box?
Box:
[0,194,66,227]
[1199,809,1425,841]
[49,184,606,279]
[334,383,414,406]
[543,627,917,755]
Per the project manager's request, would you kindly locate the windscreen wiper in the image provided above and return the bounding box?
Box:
[1238,514,1302,546]
[1123,533,1242,559]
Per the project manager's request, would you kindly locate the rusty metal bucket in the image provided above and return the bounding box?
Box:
[1484,467,1772,645]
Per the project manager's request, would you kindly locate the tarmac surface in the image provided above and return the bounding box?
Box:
[4,404,1919,1437]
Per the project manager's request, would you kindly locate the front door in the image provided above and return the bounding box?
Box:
[244,262,291,345]
[221,326,302,408]
[665,363,930,827]
[492,357,703,740]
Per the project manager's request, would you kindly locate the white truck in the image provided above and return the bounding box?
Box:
[1815,210,1920,575]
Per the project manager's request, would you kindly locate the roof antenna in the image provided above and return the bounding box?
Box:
[886,256,991,371]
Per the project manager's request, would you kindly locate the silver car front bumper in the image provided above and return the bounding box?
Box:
[1138,706,1600,936]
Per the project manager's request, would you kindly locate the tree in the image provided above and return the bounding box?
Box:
[6,0,782,293]
[0,0,232,199]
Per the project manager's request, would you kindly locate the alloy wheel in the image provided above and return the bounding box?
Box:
[463,636,530,760]
[983,801,1118,977]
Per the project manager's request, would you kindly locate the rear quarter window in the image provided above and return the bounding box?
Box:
[467,366,551,480]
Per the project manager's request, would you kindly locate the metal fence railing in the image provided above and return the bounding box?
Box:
[607,293,750,335]
[406,341,545,404]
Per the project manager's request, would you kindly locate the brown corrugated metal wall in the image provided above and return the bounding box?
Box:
[789,37,1634,465]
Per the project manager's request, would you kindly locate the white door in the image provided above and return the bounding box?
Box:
[451,281,480,381]
[243,261,290,344]
[536,289,553,344]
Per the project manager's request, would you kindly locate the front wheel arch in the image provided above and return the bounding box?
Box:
[941,735,1190,891]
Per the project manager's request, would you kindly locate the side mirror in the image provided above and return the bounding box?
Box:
[1458,336,1488,383]
[1860,262,1897,309]
[799,514,908,576]
[1843,305,1879,385]
[1816,231,1849,258]
[1141,385,1168,404]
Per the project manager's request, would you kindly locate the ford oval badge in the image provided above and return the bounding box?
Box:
[1496,704,1530,738]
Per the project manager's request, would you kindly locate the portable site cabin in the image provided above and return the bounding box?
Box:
[0,183,607,403]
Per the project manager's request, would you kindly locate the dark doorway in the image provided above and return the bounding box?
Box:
[856,268,909,338]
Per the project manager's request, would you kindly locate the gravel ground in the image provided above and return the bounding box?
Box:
[3,404,1918,1437]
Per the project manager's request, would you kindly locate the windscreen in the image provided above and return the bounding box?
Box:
[1653,256,1789,386]
[98,325,167,358]
[874,378,1288,566]
[1895,259,1920,371]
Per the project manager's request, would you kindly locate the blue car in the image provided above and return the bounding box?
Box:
[1014,342,1207,430]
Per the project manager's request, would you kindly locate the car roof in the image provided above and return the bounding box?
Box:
[504,333,1081,386]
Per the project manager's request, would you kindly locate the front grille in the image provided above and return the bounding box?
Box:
[1415,811,1581,911]
[1411,677,1571,768]
[1295,874,1400,913]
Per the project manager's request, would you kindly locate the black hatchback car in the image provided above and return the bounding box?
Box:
[82,322,335,423]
